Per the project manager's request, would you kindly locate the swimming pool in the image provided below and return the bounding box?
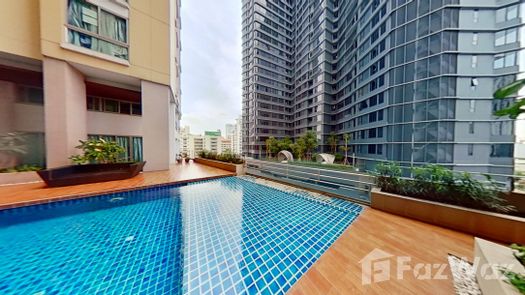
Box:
[0,177,362,294]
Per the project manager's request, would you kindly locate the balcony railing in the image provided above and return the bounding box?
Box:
[246,159,374,204]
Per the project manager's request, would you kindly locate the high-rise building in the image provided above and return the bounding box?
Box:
[225,116,243,155]
[0,0,182,172]
[242,0,524,179]
[181,128,234,157]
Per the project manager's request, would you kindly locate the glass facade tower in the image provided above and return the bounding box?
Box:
[242,0,525,180]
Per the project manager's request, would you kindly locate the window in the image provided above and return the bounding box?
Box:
[89,135,143,161]
[471,55,477,68]
[87,96,142,116]
[495,28,518,46]
[67,0,129,60]
[473,9,479,23]
[104,99,119,112]
[491,121,513,135]
[490,144,513,157]
[468,144,474,156]
[468,122,474,134]
[494,52,517,69]
[472,32,478,45]
[469,100,476,112]
[16,86,44,105]
[495,31,505,46]
[496,5,519,23]
[494,54,505,69]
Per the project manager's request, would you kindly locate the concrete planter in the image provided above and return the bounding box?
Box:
[0,171,41,186]
[475,238,524,295]
[194,158,245,175]
[371,188,525,244]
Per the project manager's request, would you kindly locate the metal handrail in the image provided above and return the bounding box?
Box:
[248,161,376,187]
[247,160,375,193]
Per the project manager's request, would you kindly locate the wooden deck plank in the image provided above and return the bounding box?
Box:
[0,161,234,209]
[290,207,473,294]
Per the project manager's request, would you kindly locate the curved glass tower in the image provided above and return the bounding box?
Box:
[242,0,524,180]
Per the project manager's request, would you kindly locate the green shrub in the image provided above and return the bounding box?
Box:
[373,162,515,213]
[198,150,244,164]
[70,138,126,164]
[501,270,525,294]
[511,244,525,266]
[0,164,42,173]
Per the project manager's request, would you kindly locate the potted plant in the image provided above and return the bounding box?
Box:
[37,138,146,187]
[371,162,524,244]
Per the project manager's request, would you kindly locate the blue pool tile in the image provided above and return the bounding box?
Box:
[0,177,362,294]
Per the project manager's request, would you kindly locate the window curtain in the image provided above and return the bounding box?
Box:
[132,137,143,162]
[68,0,98,49]
[99,10,128,59]
[100,11,126,43]
[116,136,130,162]
[68,0,98,32]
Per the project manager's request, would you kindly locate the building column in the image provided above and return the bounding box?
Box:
[141,80,170,171]
[43,57,87,168]
[0,81,17,133]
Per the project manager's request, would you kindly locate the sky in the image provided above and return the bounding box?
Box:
[180,0,242,135]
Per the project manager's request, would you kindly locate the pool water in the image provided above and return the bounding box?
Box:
[0,177,362,294]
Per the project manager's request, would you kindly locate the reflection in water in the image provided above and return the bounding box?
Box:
[178,177,361,294]
[180,180,245,293]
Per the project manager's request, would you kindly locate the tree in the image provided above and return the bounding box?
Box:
[278,137,293,152]
[493,78,525,119]
[290,137,306,160]
[265,137,279,159]
[302,131,318,161]
[70,138,125,164]
[327,132,338,154]
[339,133,351,165]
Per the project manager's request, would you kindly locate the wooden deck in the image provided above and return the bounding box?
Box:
[289,207,473,295]
[0,161,234,209]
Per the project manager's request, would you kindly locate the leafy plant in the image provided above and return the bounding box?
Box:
[327,132,338,154]
[265,137,279,159]
[501,270,525,294]
[0,164,42,173]
[494,78,525,119]
[334,153,344,163]
[198,150,244,164]
[511,244,525,266]
[70,138,125,164]
[373,162,515,213]
[290,137,306,160]
[374,162,404,194]
[339,133,351,165]
[302,131,318,161]
[277,137,293,152]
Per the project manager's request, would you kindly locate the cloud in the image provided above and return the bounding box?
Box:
[180,0,242,135]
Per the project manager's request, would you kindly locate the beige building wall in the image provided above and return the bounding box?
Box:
[0,0,42,60]
[0,0,181,173]
[38,0,171,85]
[142,80,171,171]
[43,57,87,168]
[87,112,142,137]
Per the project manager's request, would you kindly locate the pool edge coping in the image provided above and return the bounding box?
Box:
[0,174,235,211]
